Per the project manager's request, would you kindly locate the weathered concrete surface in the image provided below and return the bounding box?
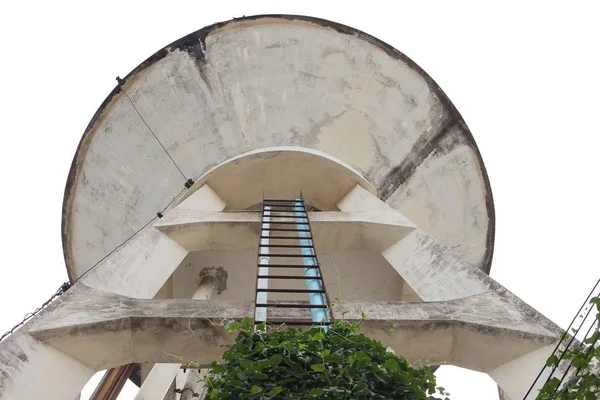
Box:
[182,147,377,211]
[0,331,93,400]
[79,185,226,298]
[383,229,495,301]
[0,287,95,400]
[134,274,219,400]
[156,210,415,252]
[62,15,494,281]
[171,249,420,302]
[175,184,226,212]
[78,222,188,298]
[133,363,179,400]
[490,344,557,400]
[338,184,563,397]
[28,285,556,374]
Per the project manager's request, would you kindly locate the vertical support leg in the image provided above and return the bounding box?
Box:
[132,185,226,400]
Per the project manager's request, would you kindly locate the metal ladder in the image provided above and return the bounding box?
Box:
[253,198,333,328]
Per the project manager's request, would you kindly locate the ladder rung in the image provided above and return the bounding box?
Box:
[260,235,312,239]
[257,275,322,279]
[263,199,303,203]
[261,228,311,232]
[256,288,325,293]
[263,207,305,211]
[263,218,308,222]
[262,221,308,225]
[259,253,316,258]
[259,244,314,248]
[264,213,308,217]
[258,264,320,268]
[255,319,332,326]
[263,206,304,209]
[255,303,327,308]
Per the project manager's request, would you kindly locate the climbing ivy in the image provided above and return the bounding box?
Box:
[201,318,450,399]
[537,296,600,399]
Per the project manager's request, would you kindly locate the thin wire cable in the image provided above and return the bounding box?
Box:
[553,291,600,395]
[119,88,188,182]
[0,283,70,342]
[523,278,600,399]
[0,187,187,343]
[74,186,187,284]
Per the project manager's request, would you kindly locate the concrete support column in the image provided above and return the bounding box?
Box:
[180,369,208,400]
[133,276,218,400]
[489,344,557,400]
[337,184,561,400]
[80,184,226,299]
[132,185,226,400]
[0,328,95,400]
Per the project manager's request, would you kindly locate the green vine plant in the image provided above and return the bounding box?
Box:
[537,296,600,399]
[192,317,450,399]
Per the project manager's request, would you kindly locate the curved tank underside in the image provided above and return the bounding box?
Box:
[62,15,495,281]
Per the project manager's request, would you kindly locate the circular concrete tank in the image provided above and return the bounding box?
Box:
[62,15,494,281]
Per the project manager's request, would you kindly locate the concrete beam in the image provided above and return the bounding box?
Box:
[0,288,95,400]
[28,285,556,373]
[134,265,221,400]
[338,185,564,398]
[79,185,225,299]
[174,184,226,212]
[155,210,415,252]
[180,147,377,211]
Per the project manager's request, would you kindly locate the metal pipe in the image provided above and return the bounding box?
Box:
[193,276,217,300]
[255,206,271,325]
[294,200,328,328]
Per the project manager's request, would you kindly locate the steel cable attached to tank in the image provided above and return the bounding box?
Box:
[0,282,71,342]
[0,185,188,343]
[116,76,189,182]
[0,76,200,342]
[74,185,187,283]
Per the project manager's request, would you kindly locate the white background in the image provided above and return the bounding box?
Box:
[0,1,599,399]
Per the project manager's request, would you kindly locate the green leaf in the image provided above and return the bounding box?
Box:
[269,386,283,395]
[545,354,559,367]
[251,385,262,394]
[211,362,226,374]
[253,372,269,380]
[308,388,325,396]
[224,319,239,333]
[382,358,399,372]
[240,359,252,370]
[241,317,252,331]
[310,363,325,372]
[269,354,283,366]
[201,319,450,399]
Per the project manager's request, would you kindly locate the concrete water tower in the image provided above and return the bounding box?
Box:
[0,15,562,400]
